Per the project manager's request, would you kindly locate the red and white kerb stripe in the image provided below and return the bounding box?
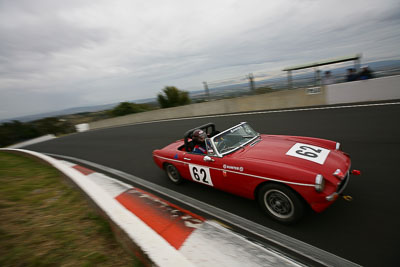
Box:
[68,161,301,267]
[70,163,205,250]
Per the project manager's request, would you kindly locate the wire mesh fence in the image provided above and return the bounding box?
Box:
[186,59,400,102]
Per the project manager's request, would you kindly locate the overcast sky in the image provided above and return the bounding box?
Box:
[1,0,400,120]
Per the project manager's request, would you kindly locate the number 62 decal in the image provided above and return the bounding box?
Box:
[286,143,330,165]
[189,164,213,186]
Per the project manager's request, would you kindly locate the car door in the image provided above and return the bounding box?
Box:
[182,152,224,189]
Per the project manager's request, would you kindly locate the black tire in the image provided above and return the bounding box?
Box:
[165,163,183,184]
[258,183,305,224]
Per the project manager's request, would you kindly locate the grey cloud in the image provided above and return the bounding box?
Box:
[0,20,109,78]
[1,0,400,121]
[0,87,82,119]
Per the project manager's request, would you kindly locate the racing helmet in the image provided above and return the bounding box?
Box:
[192,129,207,142]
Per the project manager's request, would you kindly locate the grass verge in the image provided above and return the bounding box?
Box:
[0,151,142,266]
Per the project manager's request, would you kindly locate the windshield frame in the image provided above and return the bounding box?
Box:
[206,122,259,157]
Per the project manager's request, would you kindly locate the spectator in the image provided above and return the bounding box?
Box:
[346,68,358,82]
[322,71,334,85]
[359,66,374,80]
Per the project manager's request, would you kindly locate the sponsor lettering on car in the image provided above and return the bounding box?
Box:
[223,164,244,172]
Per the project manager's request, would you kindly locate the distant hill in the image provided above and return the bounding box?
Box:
[0,104,112,123]
[0,97,161,123]
[365,59,400,69]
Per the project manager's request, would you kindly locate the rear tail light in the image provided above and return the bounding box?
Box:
[351,170,361,175]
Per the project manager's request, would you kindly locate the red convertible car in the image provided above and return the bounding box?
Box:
[153,122,360,223]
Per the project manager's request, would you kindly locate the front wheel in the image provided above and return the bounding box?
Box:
[258,183,305,224]
[165,163,183,184]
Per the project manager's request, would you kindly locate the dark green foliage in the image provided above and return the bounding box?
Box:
[255,86,275,94]
[157,86,191,108]
[34,117,75,135]
[109,102,152,117]
[0,121,39,147]
[0,118,75,147]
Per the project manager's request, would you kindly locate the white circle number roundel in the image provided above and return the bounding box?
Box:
[189,164,213,186]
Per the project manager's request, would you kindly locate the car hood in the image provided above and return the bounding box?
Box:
[239,135,350,177]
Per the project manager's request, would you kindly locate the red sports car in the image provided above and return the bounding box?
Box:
[153,122,360,223]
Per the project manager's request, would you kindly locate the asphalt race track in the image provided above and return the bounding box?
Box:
[25,102,400,267]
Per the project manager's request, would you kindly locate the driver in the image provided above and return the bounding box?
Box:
[192,129,207,154]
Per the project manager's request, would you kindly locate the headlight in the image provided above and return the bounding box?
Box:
[315,174,325,192]
[336,142,341,150]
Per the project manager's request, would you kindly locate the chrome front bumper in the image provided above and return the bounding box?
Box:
[326,171,350,201]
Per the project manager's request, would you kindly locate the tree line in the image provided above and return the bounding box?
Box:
[0,118,75,147]
[1,86,190,147]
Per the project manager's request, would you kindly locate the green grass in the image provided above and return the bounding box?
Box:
[0,151,143,267]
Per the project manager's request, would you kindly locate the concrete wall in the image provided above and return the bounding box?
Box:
[6,134,56,148]
[75,123,89,132]
[326,75,400,105]
[88,87,326,130]
[88,75,400,130]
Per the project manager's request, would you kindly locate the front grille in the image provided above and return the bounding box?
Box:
[337,171,350,194]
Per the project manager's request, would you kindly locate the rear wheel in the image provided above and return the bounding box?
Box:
[165,163,183,184]
[258,183,305,224]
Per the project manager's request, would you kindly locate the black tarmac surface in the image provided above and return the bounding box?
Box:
[25,102,400,267]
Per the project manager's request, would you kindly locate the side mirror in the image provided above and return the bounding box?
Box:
[203,156,215,162]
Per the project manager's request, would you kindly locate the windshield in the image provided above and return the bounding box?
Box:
[211,122,259,156]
